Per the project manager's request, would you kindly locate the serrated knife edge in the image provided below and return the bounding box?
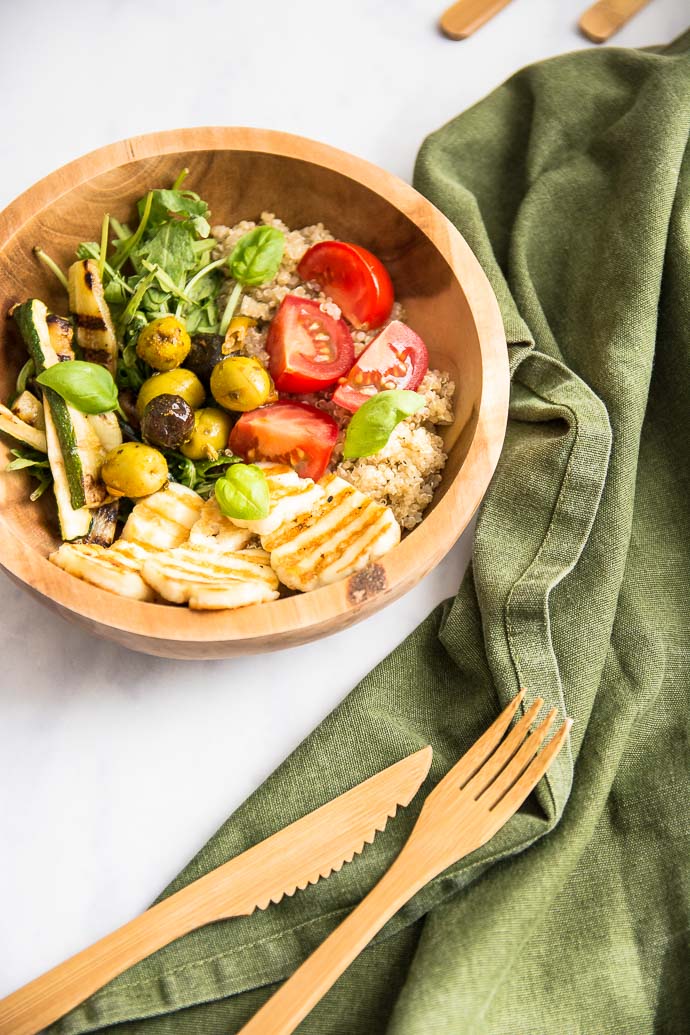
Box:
[0,746,432,1035]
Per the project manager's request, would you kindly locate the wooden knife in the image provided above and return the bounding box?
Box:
[0,745,432,1035]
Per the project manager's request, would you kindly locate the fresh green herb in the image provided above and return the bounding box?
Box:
[228,226,284,286]
[15,358,35,395]
[219,226,285,334]
[145,188,211,239]
[76,242,133,294]
[33,247,68,292]
[35,361,122,416]
[165,450,241,498]
[117,268,158,331]
[139,221,196,284]
[110,217,130,241]
[111,190,154,272]
[75,174,227,398]
[98,213,110,280]
[171,168,189,191]
[6,447,52,501]
[214,462,270,520]
[342,390,425,459]
[140,260,194,304]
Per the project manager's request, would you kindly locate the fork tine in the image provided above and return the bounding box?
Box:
[488,718,572,823]
[481,707,558,809]
[435,689,526,793]
[463,697,544,799]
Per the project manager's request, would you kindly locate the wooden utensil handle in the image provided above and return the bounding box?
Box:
[579,0,652,43]
[237,853,425,1035]
[0,890,205,1035]
[439,0,516,40]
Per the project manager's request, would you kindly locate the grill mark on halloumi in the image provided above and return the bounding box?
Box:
[317,511,399,584]
[265,476,401,592]
[121,483,203,550]
[261,487,347,552]
[140,546,279,610]
[230,463,325,537]
[188,498,255,552]
[269,493,367,566]
[49,541,157,601]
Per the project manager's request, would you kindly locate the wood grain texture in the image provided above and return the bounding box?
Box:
[439,0,516,39]
[238,694,572,1035]
[0,128,509,658]
[578,0,652,42]
[0,747,433,1035]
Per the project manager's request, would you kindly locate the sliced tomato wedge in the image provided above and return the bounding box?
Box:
[266,295,354,394]
[332,320,429,413]
[297,241,394,330]
[228,400,339,481]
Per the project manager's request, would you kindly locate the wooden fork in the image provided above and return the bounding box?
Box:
[238,690,571,1035]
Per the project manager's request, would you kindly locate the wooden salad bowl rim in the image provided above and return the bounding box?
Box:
[0,127,509,658]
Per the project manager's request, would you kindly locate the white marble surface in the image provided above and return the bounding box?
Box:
[0,0,685,1001]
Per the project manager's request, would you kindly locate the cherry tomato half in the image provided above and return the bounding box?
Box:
[332,320,429,413]
[297,241,394,330]
[266,296,354,394]
[228,401,339,482]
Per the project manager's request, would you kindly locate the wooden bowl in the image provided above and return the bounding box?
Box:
[0,128,508,658]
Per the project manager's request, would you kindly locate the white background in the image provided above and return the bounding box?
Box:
[1,0,686,1000]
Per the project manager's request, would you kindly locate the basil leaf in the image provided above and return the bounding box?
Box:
[215,463,270,521]
[229,227,285,287]
[36,361,120,415]
[342,390,424,459]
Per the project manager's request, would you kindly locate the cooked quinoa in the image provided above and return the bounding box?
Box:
[211,215,455,530]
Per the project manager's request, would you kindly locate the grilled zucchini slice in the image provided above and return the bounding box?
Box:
[68,260,117,375]
[10,390,45,431]
[46,314,75,361]
[0,401,47,452]
[12,299,108,514]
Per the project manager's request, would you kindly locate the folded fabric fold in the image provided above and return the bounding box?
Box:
[51,28,690,1035]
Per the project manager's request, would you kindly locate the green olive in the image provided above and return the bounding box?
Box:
[140,394,195,449]
[136,316,191,371]
[101,443,168,499]
[180,408,233,460]
[137,369,205,417]
[210,356,274,412]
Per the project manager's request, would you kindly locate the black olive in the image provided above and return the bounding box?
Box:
[118,388,141,431]
[140,394,195,450]
[183,334,225,386]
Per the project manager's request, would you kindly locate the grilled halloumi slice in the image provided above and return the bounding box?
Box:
[49,540,157,601]
[140,546,279,610]
[262,474,401,592]
[188,497,256,552]
[230,463,326,536]
[121,483,203,550]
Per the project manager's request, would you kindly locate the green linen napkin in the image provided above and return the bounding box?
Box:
[51,31,690,1035]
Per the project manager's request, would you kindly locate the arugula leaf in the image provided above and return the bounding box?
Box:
[6,447,53,501]
[342,390,424,459]
[165,449,240,497]
[139,221,197,285]
[144,189,210,238]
